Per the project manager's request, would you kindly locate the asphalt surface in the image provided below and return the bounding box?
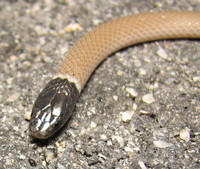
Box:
[0,0,199,169]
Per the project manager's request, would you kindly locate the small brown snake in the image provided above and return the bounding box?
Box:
[29,11,200,139]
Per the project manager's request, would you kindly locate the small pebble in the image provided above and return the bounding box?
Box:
[19,53,26,59]
[193,76,200,82]
[5,158,14,165]
[140,110,151,115]
[19,154,26,160]
[57,163,65,169]
[139,68,147,75]
[157,47,171,61]
[24,111,31,120]
[155,2,163,8]
[107,140,112,146]
[124,146,133,153]
[143,57,151,63]
[75,144,84,154]
[7,93,20,102]
[123,166,130,169]
[113,95,118,101]
[45,149,56,162]
[119,111,135,122]
[129,124,136,133]
[6,78,13,85]
[13,126,19,131]
[91,107,96,113]
[138,161,148,169]
[125,87,138,98]
[100,134,108,141]
[35,25,48,35]
[149,82,159,90]
[42,161,46,167]
[153,140,173,148]
[79,128,87,136]
[133,147,140,152]
[23,61,31,67]
[90,121,97,128]
[112,135,125,147]
[179,127,190,142]
[133,60,141,67]
[142,93,155,104]
[132,103,137,111]
[55,141,66,153]
[65,23,83,32]
[117,70,123,76]
[98,153,107,160]
[10,55,18,61]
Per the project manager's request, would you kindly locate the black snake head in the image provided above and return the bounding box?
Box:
[29,78,79,139]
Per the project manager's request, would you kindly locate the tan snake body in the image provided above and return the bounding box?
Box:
[29,11,200,139]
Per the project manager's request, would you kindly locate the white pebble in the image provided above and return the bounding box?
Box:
[117,70,123,76]
[79,128,86,136]
[157,47,171,61]
[112,135,125,147]
[24,111,31,120]
[90,121,97,128]
[10,55,18,61]
[75,144,83,154]
[138,161,148,169]
[126,87,138,98]
[142,93,155,104]
[132,103,137,111]
[13,126,19,131]
[153,140,173,148]
[133,60,141,67]
[35,25,48,35]
[100,134,108,140]
[113,95,118,101]
[179,127,190,142]
[124,146,134,153]
[65,23,83,32]
[45,149,56,162]
[107,140,113,146]
[55,141,66,153]
[42,160,46,167]
[5,158,14,165]
[98,153,107,160]
[19,154,26,160]
[139,68,147,75]
[6,78,13,85]
[140,110,151,115]
[193,76,200,82]
[23,60,31,67]
[119,111,135,122]
[7,93,20,102]
[57,163,65,169]
[90,107,96,114]
[133,147,140,152]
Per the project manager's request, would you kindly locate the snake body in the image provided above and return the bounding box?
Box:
[29,11,200,139]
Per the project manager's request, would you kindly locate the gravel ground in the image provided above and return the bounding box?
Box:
[0,0,200,169]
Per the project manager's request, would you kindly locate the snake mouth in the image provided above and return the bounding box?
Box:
[29,117,57,139]
[29,124,51,139]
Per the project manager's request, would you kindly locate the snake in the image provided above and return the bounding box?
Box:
[29,11,200,139]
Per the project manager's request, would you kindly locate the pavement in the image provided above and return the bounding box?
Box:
[0,0,199,169]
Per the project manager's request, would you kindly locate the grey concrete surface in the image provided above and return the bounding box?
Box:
[0,0,199,168]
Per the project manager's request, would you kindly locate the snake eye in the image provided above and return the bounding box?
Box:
[29,78,79,139]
